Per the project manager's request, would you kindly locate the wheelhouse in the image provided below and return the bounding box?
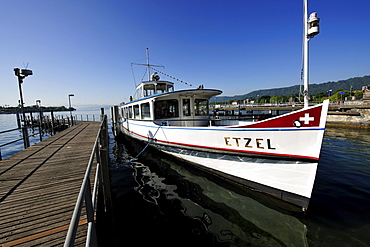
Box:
[136,80,175,98]
[120,80,222,127]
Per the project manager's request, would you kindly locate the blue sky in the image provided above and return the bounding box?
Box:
[1,0,369,108]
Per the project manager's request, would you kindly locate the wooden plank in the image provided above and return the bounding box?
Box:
[0,121,101,246]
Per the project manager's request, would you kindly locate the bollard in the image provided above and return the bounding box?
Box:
[16,112,21,129]
[51,110,55,135]
[22,127,30,148]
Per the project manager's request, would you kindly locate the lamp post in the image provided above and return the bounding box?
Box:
[36,99,42,141]
[68,94,74,125]
[303,0,320,108]
[14,68,33,148]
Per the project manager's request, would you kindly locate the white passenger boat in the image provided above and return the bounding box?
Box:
[111,78,328,209]
[111,0,327,210]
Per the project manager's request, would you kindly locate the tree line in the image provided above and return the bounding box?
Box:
[211,75,370,103]
[0,105,76,114]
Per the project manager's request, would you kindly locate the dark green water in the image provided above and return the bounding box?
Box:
[109,126,370,246]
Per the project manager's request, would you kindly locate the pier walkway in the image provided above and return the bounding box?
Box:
[0,121,102,246]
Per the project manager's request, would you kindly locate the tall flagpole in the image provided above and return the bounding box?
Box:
[303,0,320,108]
[303,0,309,108]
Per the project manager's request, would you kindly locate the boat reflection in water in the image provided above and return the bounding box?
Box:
[111,140,309,246]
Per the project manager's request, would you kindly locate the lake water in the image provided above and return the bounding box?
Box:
[1,113,370,246]
[109,126,370,246]
[0,110,103,160]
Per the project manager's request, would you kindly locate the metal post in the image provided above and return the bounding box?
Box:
[84,178,98,247]
[68,94,74,125]
[29,111,33,128]
[303,0,320,108]
[100,108,104,121]
[99,115,112,212]
[51,110,55,135]
[303,0,309,108]
[39,111,43,141]
[16,112,21,129]
[15,68,30,148]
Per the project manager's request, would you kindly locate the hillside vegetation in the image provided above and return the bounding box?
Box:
[212,75,370,103]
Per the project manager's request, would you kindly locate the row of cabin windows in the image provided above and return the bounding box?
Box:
[137,83,175,98]
[123,99,209,120]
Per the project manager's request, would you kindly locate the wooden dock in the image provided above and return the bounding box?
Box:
[0,121,102,246]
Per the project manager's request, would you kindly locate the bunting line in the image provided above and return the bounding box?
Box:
[150,67,193,87]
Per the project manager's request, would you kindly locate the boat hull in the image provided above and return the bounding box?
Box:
[114,101,329,210]
[159,145,316,210]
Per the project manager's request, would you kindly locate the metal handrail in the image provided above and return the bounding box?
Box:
[0,128,19,134]
[64,115,109,247]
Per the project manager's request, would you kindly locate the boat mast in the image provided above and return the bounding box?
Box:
[303,0,320,108]
[146,48,150,81]
[131,48,164,82]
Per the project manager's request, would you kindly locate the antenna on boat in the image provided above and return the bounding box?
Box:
[146,48,150,81]
[131,48,165,82]
[303,0,320,108]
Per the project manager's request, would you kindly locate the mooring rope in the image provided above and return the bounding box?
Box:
[119,125,162,167]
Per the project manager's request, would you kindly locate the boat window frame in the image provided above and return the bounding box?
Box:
[140,102,151,119]
[128,106,133,119]
[194,99,209,116]
[156,83,167,94]
[133,105,140,119]
[167,85,174,92]
[182,98,191,116]
[154,99,179,119]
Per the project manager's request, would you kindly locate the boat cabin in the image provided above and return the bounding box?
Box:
[121,80,222,127]
[136,80,174,98]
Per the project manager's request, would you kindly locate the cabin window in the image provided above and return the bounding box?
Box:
[182,99,191,116]
[137,87,143,98]
[121,108,125,118]
[141,103,151,119]
[156,83,167,94]
[133,105,140,119]
[154,99,179,119]
[143,84,155,97]
[128,106,133,119]
[195,99,209,116]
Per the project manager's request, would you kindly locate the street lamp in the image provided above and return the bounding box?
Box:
[68,94,74,125]
[14,68,33,148]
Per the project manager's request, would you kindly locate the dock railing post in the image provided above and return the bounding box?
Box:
[99,114,112,212]
[16,111,21,129]
[39,111,43,142]
[51,110,55,135]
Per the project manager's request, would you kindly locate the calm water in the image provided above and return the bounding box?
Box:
[0,110,103,160]
[109,127,370,246]
[1,113,370,246]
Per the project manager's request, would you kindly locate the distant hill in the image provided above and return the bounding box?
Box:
[212,75,370,102]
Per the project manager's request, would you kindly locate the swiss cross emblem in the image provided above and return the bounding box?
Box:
[299,113,315,125]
